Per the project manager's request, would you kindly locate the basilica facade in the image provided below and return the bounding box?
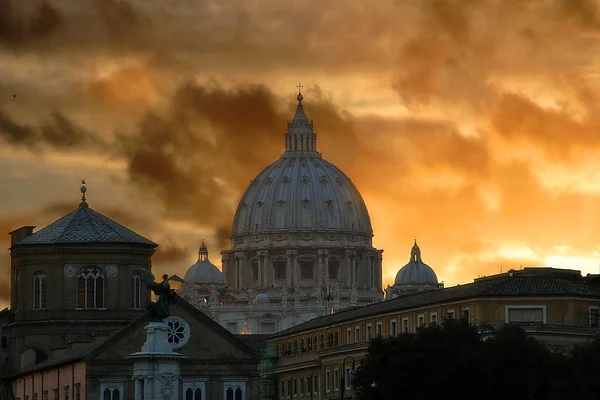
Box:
[178,92,385,334]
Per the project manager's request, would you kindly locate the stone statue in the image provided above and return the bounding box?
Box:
[349,284,358,305]
[370,286,379,302]
[315,286,323,303]
[138,268,175,321]
[385,285,393,300]
[333,283,341,302]
[280,286,289,304]
[208,285,220,305]
[294,286,301,305]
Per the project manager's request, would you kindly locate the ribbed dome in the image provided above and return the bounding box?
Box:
[231,94,372,238]
[184,241,224,284]
[394,241,438,285]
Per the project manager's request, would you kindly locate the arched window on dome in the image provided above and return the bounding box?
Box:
[302,199,311,227]
[77,267,104,309]
[326,199,335,227]
[277,200,286,228]
[32,272,46,309]
[132,272,143,309]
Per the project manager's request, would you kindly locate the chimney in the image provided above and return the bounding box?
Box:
[9,226,35,247]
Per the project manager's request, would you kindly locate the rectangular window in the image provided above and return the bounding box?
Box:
[252,261,259,282]
[418,315,425,328]
[280,381,285,400]
[390,320,397,336]
[376,322,383,337]
[53,389,58,400]
[354,327,360,342]
[506,306,545,323]
[334,369,339,392]
[64,386,69,400]
[326,370,331,393]
[299,377,304,396]
[328,260,340,280]
[346,328,352,344]
[75,384,81,400]
[227,322,237,333]
[314,375,319,394]
[42,392,48,400]
[33,394,38,400]
[447,310,455,320]
[366,324,372,341]
[590,307,600,327]
[300,262,313,280]
[261,322,276,333]
[402,318,409,333]
[293,378,297,396]
[274,261,287,280]
[430,313,438,326]
[345,367,352,390]
[462,307,470,324]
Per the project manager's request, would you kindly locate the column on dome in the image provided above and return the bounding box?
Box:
[317,250,324,287]
[322,250,330,286]
[257,251,268,287]
[286,250,293,287]
[345,250,355,287]
[294,253,300,286]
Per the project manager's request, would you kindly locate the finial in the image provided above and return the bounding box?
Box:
[296,83,304,104]
[79,178,88,207]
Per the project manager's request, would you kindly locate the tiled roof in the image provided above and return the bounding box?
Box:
[234,334,273,353]
[0,380,13,400]
[17,203,156,247]
[270,274,600,339]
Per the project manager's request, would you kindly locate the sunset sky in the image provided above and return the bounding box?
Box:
[3,0,600,309]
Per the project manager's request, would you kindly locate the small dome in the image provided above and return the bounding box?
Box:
[184,241,224,285]
[394,241,438,285]
[255,293,270,303]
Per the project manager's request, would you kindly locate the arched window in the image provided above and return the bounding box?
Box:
[132,272,142,309]
[320,334,324,349]
[185,387,202,400]
[33,272,46,309]
[334,331,339,346]
[77,267,104,309]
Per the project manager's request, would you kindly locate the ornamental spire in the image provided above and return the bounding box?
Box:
[79,179,88,208]
[284,85,319,156]
[199,239,208,262]
[410,239,422,263]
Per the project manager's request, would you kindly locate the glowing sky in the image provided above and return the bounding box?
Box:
[3,0,600,309]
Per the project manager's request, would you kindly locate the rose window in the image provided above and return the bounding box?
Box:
[165,316,190,349]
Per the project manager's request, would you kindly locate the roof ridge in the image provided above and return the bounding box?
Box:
[89,208,157,245]
[46,207,79,244]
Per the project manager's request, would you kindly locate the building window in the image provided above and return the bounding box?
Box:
[100,381,124,400]
[505,306,545,324]
[261,322,276,333]
[333,331,339,346]
[300,262,313,280]
[313,375,319,394]
[53,389,58,400]
[354,327,360,342]
[280,381,284,400]
[320,334,324,349]
[462,307,470,324]
[33,272,47,309]
[307,337,312,351]
[227,322,237,333]
[64,386,69,400]
[366,324,372,341]
[293,378,297,396]
[345,367,352,390]
[299,377,304,396]
[274,261,286,280]
[346,328,352,344]
[376,322,383,337]
[418,315,425,328]
[325,370,331,393]
[590,307,599,327]
[328,259,340,280]
[223,380,245,400]
[42,392,48,400]
[252,261,259,282]
[430,313,438,326]
[402,318,409,333]
[75,384,81,400]
[183,379,206,400]
[131,272,142,309]
[33,394,38,400]
[77,267,104,309]
[447,310,455,320]
[390,320,397,336]
[334,369,339,392]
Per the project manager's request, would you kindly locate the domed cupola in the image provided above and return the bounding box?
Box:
[184,241,224,285]
[395,240,438,285]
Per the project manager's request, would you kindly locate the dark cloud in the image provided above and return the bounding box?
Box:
[0,0,63,48]
[153,238,189,263]
[0,109,106,150]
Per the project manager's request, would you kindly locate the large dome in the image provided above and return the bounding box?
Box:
[394,241,438,285]
[231,92,372,244]
[184,241,224,285]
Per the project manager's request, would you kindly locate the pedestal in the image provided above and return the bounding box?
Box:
[128,322,186,400]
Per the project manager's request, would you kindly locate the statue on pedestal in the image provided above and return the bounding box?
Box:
[208,285,220,306]
[138,268,177,321]
[315,286,323,303]
[294,286,301,305]
[349,284,358,305]
[280,286,289,304]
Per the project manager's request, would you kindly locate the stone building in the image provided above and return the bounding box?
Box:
[265,267,600,400]
[179,91,384,334]
[2,184,265,400]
